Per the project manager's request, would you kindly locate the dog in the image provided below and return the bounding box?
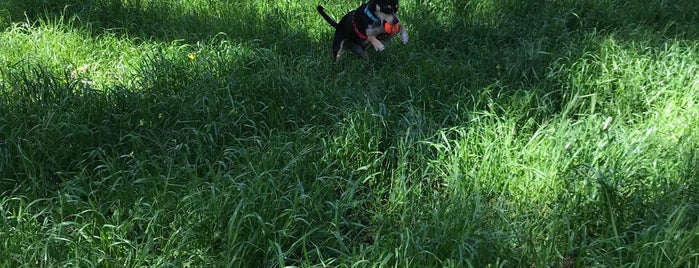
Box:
[317,0,408,60]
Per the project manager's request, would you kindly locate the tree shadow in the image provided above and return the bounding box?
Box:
[0,0,321,56]
[391,0,699,124]
[409,0,699,83]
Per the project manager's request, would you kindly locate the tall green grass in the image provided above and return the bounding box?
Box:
[1,0,698,267]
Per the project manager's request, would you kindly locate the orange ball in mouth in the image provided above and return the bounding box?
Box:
[383,22,400,35]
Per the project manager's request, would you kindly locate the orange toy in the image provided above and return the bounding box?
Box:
[384,22,400,35]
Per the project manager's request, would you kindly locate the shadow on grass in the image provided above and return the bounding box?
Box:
[409,0,699,82]
[384,0,699,132]
[0,0,321,55]
[1,1,698,266]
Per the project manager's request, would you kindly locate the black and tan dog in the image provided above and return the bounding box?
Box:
[317,0,408,60]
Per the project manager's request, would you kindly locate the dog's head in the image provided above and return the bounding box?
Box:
[370,0,400,24]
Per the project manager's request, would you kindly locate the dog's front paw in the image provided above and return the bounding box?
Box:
[401,32,409,44]
[373,42,385,52]
[367,36,385,52]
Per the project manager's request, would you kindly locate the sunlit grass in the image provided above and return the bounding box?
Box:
[1,0,698,267]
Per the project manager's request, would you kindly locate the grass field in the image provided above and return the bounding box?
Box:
[1,0,698,267]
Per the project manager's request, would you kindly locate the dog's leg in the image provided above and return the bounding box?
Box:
[350,42,369,58]
[399,25,409,44]
[332,35,345,60]
[366,36,385,52]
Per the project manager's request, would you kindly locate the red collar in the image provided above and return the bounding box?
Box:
[352,21,367,40]
[351,11,368,40]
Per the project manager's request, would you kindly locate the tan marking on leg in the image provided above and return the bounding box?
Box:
[366,36,385,52]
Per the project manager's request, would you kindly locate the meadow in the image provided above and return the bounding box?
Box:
[1,0,698,267]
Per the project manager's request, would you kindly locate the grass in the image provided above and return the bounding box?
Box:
[1,0,698,267]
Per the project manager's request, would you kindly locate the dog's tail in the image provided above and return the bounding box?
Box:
[317,5,339,28]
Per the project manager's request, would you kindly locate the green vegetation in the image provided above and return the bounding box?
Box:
[1,0,698,267]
